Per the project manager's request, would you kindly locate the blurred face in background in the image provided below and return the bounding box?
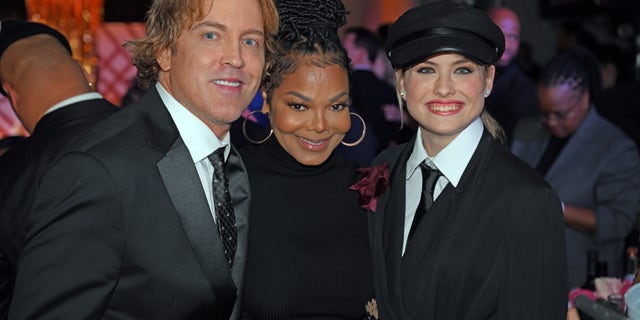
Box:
[265,60,351,166]
[488,7,520,67]
[537,83,589,138]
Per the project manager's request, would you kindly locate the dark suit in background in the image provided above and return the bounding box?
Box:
[0,19,119,319]
[351,69,398,148]
[486,61,539,144]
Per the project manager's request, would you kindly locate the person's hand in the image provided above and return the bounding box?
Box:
[365,299,379,319]
[566,307,580,320]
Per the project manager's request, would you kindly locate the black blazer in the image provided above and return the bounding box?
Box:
[6,87,251,319]
[351,69,399,150]
[0,98,117,319]
[369,130,567,320]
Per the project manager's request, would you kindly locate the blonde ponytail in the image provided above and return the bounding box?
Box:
[481,111,506,145]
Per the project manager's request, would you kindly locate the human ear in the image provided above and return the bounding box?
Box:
[485,65,496,93]
[156,47,172,72]
[3,83,18,109]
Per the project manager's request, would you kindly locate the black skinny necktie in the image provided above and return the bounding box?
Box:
[208,148,237,269]
[408,163,442,240]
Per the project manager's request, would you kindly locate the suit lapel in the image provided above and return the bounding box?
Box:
[157,129,237,310]
[225,145,250,318]
[370,140,414,320]
[401,184,456,286]
[399,131,495,304]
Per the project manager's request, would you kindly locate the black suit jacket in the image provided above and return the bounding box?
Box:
[351,69,399,151]
[0,98,117,319]
[369,130,567,320]
[7,87,251,319]
[486,62,539,145]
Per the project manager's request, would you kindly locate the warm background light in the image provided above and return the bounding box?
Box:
[25,0,104,88]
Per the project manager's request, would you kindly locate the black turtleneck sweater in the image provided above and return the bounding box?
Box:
[239,137,374,319]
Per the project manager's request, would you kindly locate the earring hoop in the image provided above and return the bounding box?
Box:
[243,110,273,144]
[341,112,367,147]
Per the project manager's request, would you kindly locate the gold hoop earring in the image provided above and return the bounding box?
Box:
[243,110,273,144]
[341,112,366,147]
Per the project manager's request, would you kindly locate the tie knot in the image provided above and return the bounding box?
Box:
[208,147,226,169]
[419,162,441,194]
[419,162,438,174]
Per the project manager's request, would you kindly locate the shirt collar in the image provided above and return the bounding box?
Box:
[407,117,483,187]
[156,82,229,164]
[44,92,103,115]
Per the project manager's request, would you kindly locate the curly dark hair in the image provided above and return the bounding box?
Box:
[538,46,604,108]
[262,0,351,103]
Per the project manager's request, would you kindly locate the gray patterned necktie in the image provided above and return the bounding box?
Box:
[208,148,237,269]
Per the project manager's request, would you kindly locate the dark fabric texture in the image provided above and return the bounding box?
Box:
[486,61,539,145]
[385,1,505,68]
[239,136,374,319]
[6,88,250,319]
[408,164,441,240]
[369,130,568,320]
[0,98,117,319]
[350,69,399,153]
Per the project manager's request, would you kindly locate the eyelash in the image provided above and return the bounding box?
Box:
[287,103,307,111]
[201,32,262,48]
[415,66,474,74]
[203,32,217,40]
[243,38,260,47]
[286,102,349,112]
[330,103,348,111]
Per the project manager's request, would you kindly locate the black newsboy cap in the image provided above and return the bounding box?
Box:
[385,1,505,69]
[0,19,72,97]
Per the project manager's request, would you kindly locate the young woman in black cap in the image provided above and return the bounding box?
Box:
[364,1,568,319]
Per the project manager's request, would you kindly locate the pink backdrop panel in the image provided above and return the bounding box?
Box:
[95,22,146,106]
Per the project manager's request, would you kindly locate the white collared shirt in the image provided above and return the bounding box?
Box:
[156,82,230,221]
[402,117,483,254]
[44,92,104,115]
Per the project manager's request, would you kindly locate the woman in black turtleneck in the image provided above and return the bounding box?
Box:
[238,0,374,319]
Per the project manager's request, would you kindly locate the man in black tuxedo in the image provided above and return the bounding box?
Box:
[0,20,118,319]
[5,0,278,318]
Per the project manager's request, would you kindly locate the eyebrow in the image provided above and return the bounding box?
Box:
[191,21,264,38]
[284,91,349,104]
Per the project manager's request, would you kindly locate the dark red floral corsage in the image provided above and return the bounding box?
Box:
[350,163,390,212]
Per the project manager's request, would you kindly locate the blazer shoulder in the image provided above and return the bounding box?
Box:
[372,143,408,166]
[488,144,553,192]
